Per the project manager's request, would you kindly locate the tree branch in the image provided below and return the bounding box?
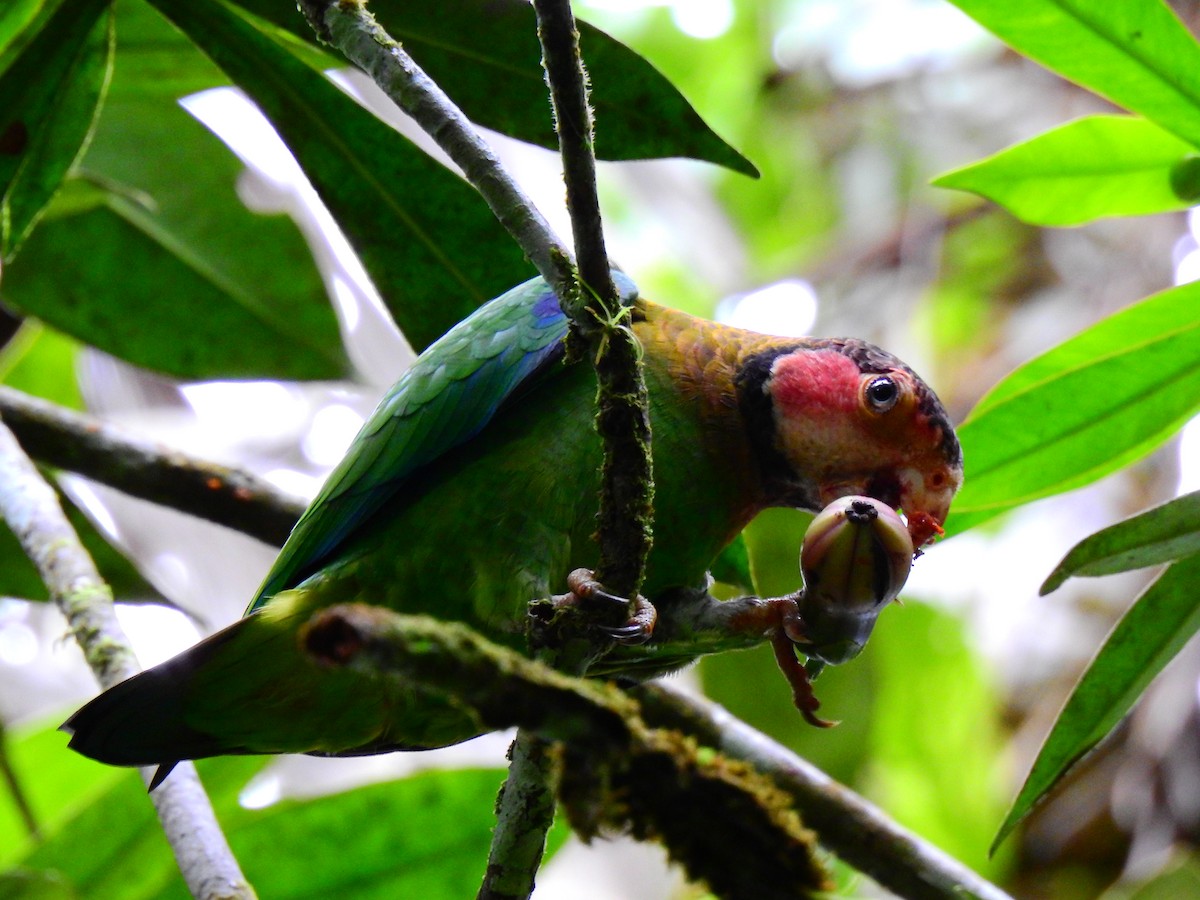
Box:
[295,0,574,297]
[533,0,653,603]
[475,3,659,894]
[0,386,302,546]
[1,385,1011,898]
[0,418,254,899]
[303,604,829,898]
[634,683,1016,900]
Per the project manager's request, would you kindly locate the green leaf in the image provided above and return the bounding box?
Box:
[13,758,260,897]
[0,717,124,868]
[867,601,1009,879]
[0,0,350,381]
[994,551,1200,851]
[0,321,84,410]
[1042,491,1200,594]
[231,0,756,176]
[711,532,755,593]
[946,280,1200,536]
[932,115,1197,225]
[0,0,112,260]
[1,183,346,380]
[177,769,566,900]
[148,0,535,352]
[945,0,1200,150]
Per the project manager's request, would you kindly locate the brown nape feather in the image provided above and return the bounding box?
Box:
[632,300,961,528]
[633,300,826,510]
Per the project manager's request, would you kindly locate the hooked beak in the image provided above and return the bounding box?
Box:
[896,465,960,549]
[819,464,960,552]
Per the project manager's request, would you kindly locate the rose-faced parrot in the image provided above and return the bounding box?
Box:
[63,275,962,781]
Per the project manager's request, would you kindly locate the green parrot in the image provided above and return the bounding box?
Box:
[64,275,962,780]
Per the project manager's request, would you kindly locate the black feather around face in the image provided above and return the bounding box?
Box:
[733,338,961,506]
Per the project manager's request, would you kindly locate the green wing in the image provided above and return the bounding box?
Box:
[248,275,636,612]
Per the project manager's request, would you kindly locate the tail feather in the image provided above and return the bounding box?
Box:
[62,625,247,767]
[61,601,487,771]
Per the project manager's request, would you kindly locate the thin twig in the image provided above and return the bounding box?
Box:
[634,683,1016,900]
[533,0,653,602]
[477,3,658,894]
[534,0,614,304]
[295,0,574,297]
[0,386,302,546]
[0,418,255,899]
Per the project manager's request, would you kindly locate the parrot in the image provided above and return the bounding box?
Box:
[63,274,962,780]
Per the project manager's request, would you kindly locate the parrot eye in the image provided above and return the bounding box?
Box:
[863,375,899,413]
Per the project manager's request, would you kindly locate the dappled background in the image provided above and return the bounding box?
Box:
[2,0,1199,897]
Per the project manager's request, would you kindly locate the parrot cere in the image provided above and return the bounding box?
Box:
[63,276,962,781]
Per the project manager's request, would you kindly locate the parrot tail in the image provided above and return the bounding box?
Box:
[61,597,488,781]
[61,623,248,772]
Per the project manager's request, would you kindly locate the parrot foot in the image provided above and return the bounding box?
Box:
[564,568,657,646]
[729,594,835,728]
[538,568,658,646]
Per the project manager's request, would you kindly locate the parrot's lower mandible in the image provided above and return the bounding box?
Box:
[63,275,962,783]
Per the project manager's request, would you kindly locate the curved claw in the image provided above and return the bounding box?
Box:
[597,594,657,645]
[771,625,837,729]
[566,568,630,609]
[555,568,658,644]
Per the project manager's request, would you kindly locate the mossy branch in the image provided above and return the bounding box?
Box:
[634,683,1017,900]
[0,385,1012,897]
[303,604,830,898]
[534,0,653,603]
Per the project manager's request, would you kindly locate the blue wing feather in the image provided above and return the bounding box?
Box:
[248,274,637,611]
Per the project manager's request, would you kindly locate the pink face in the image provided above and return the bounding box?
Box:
[769,349,963,550]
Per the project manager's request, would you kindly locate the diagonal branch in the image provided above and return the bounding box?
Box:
[0,417,254,900]
[634,684,1016,900]
[295,0,575,297]
[0,385,302,546]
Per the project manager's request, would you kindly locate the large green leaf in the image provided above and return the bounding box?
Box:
[933,115,1199,226]
[232,0,756,176]
[0,717,124,868]
[1042,491,1200,594]
[947,281,1200,535]
[0,0,111,260]
[2,183,346,380]
[994,551,1200,851]
[163,769,570,899]
[945,0,1200,150]
[0,0,349,381]
[149,0,536,352]
[12,749,562,899]
[13,753,263,898]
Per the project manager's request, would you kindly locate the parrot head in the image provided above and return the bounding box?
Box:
[738,338,962,549]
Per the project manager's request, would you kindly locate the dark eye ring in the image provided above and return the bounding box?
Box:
[864,375,899,413]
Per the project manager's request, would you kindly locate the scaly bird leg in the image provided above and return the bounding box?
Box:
[723,592,835,728]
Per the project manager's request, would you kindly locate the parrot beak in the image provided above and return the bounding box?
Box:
[895,464,960,549]
[817,460,961,553]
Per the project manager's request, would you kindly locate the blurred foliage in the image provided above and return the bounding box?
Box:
[3,0,1200,897]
